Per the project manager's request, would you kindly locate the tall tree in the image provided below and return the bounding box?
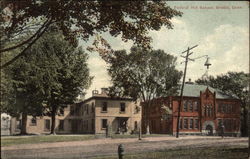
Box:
[28,30,92,134]
[1,46,48,134]
[196,72,249,136]
[0,0,182,68]
[1,30,92,134]
[103,47,182,134]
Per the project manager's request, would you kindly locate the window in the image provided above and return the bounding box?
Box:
[184,119,188,129]
[101,119,107,129]
[120,103,126,112]
[222,104,227,113]
[102,102,107,112]
[194,101,198,111]
[70,106,75,116]
[195,119,199,129]
[86,120,88,130]
[179,118,183,129]
[44,119,50,130]
[223,120,227,130]
[233,119,236,130]
[189,101,193,112]
[228,104,233,113]
[30,117,37,126]
[59,120,64,130]
[207,105,212,117]
[183,100,188,112]
[76,106,81,116]
[218,103,224,113]
[91,103,95,113]
[189,119,193,129]
[86,105,89,114]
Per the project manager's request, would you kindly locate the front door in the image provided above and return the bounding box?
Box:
[119,118,128,133]
[206,125,213,136]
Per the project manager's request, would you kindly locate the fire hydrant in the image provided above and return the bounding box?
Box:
[118,144,124,159]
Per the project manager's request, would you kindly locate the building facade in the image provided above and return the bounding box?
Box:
[10,88,141,135]
[142,84,241,136]
[70,89,141,134]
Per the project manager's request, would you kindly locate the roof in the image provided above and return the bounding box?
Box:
[177,84,237,99]
[78,96,134,105]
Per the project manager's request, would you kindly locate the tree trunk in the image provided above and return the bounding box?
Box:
[241,105,248,137]
[146,120,150,135]
[50,106,57,135]
[20,113,28,135]
[145,105,150,135]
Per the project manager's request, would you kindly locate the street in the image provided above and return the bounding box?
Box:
[1,136,248,159]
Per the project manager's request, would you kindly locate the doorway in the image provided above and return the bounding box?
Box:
[206,124,213,136]
[117,117,128,134]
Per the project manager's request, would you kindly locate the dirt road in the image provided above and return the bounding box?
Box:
[1,136,248,159]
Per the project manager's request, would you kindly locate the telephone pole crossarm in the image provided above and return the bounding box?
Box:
[181,45,198,54]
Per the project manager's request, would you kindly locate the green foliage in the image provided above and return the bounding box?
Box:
[196,72,249,105]
[1,1,182,48]
[32,31,92,117]
[1,29,92,134]
[106,47,182,102]
[1,1,182,68]
[1,135,95,146]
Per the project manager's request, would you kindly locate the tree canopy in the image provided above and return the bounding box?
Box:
[103,46,182,133]
[0,0,182,68]
[196,72,249,104]
[1,29,92,134]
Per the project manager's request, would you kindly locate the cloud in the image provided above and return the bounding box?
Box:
[188,24,249,80]
[149,18,190,54]
[84,19,249,98]
[86,55,111,98]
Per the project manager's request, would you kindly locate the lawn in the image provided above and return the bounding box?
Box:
[1,134,169,147]
[92,146,248,159]
[1,135,95,146]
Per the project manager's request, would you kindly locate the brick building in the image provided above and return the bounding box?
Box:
[10,88,141,135]
[142,84,241,136]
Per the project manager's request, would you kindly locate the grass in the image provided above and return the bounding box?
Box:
[92,146,248,159]
[1,134,169,147]
[1,134,95,146]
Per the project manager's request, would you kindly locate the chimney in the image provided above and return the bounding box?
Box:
[101,88,108,95]
[92,89,99,96]
[185,78,194,84]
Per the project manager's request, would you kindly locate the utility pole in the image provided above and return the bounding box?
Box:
[176,45,198,138]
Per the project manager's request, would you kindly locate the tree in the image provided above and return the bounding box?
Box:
[196,72,249,136]
[29,31,92,134]
[1,30,92,134]
[0,0,182,68]
[1,46,48,134]
[103,47,182,134]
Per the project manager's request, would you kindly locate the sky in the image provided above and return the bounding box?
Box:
[80,1,249,98]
